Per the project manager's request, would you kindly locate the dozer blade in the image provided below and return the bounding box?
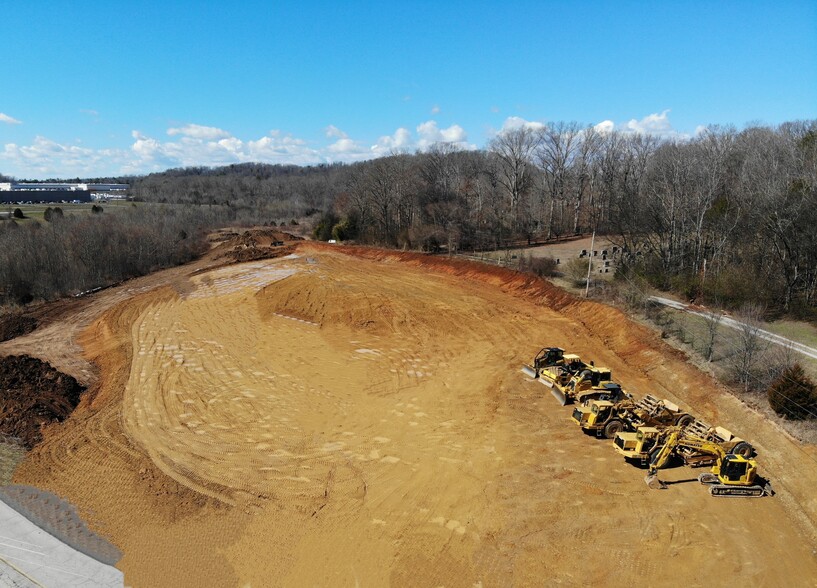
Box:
[645,474,667,490]
[550,387,568,406]
[521,365,538,379]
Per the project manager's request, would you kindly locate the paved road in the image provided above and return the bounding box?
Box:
[649,296,817,361]
[0,500,123,587]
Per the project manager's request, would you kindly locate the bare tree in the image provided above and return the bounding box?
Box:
[489,126,537,231]
[730,304,767,391]
[535,121,581,238]
[702,307,723,362]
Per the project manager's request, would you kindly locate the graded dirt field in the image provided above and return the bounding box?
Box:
[6,236,817,586]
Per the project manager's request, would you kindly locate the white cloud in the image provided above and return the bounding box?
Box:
[2,136,105,176]
[324,125,348,139]
[593,110,689,139]
[501,116,545,132]
[0,113,22,125]
[371,127,412,156]
[80,109,99,117]
[327,138,363,154]
[430,105,440,114]
[415,120,470,150]
[623,109,674,135]
[167,123,230,140]
[593,120,615,134]
[1,119,479,177]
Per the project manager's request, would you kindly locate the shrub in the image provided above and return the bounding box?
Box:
[312,212,338,241]
[12,208,23,219]
[768,363,817,420]
[563,258,590,287]
[518,254,557,278]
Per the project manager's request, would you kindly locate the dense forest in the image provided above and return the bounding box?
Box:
[2,120,816,317]
[128,120,817,316]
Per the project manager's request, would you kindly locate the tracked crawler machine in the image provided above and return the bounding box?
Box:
[520,347,573,379]
[645,429,773,497]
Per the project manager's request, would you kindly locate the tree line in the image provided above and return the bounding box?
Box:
[0,205,219,305]
[319,121,817,316]
[2,119,815,316]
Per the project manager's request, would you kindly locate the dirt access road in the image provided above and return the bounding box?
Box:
[7,237,817,586]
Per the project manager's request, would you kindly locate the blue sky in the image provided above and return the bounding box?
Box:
[1,1,815,179]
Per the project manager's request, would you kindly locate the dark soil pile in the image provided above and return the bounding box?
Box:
[0,312,38,343]
[229,244,297,263]
[0,355,84,448]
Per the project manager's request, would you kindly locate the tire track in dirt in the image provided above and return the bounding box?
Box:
[9,243,817,586]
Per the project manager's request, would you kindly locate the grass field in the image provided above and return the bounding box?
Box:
[650,305,817,386]
[0,199,136,222]
[765,320,817,350]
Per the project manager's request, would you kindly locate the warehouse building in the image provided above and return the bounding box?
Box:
[0,182,128,203]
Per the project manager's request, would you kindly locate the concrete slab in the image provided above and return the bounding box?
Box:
[0,500,123,587]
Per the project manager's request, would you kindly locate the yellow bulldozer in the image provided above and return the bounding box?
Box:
[521,347,586,382]
[521,348,625,405]
[644,428,773,497]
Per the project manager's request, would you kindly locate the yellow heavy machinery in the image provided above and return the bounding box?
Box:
[613,423,754,466]
[521,347,586,382]
[522,347,624,405]
[645,428,773,497]
[522,348,619,405]
[552,368,627,406]
[572,394,695,439]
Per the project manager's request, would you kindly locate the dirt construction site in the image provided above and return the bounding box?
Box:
[3,230,817,586]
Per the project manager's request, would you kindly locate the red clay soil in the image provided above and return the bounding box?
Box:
[8,238,817,586]
[0,355,84,448]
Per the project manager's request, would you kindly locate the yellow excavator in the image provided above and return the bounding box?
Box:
[614,422,754,466]
[645,428,773,497]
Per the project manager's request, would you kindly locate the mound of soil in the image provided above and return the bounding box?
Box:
[217,228,303,263]
[0,355,84,448]
[0,312,38,343]
[230,228,302,249]
[229,244,297,263]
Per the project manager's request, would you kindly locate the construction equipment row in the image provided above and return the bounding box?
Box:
[521,347,773,497]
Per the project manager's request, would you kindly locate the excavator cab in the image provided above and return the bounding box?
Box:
[718,454,754,484]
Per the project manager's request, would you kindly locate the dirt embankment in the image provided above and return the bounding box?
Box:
[0,355,85,448]
[8,240,817,587]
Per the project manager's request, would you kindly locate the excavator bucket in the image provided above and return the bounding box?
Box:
[645,473,667,490]
[521,365,538,379]
[551,387,568,406]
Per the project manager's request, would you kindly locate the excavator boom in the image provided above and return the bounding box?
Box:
[644,429,770,497]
